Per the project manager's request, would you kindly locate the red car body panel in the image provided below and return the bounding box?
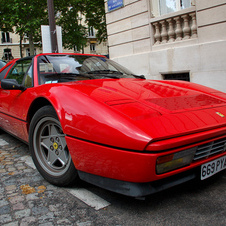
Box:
[1,53,226,195]
[66,135,226,183]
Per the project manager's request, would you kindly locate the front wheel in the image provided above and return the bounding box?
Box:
[29,106,79,186]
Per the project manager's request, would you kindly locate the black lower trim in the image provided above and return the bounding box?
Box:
[78,169,198,197]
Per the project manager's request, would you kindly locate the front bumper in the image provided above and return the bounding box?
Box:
[78,168,198,197]
[66,135,226,197]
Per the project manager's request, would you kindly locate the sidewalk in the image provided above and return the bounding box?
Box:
[0,134,108,226]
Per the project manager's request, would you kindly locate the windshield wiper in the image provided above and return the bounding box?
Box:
[44,72,93,79]
[87,70,122,79]
[131,74,146,79]
[87,70,123,75]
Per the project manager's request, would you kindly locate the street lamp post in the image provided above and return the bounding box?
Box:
[47,0,58,53]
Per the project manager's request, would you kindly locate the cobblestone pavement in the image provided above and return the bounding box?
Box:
[0,133,117,226]
[1,132,226,226]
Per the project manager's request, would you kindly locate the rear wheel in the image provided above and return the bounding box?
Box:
[29,106,79,186]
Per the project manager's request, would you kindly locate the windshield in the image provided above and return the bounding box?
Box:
[37,54,137,85]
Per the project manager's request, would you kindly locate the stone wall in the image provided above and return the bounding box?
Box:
[105,0,226,92]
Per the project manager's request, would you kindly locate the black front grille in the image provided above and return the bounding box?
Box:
[193,138,226,161]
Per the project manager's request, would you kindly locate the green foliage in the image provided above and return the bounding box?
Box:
[55,1,87,51]
[1,0,107,53]
[84,0,107,42]
[1,0,48,36]
[55,0,107,51]
[1,0,48,55]
[0,0,14,31]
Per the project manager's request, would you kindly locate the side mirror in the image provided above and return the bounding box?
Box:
[1,79,26,91]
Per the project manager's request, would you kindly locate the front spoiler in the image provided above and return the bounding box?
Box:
[78,169,198,197]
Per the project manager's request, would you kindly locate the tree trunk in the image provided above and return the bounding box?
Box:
[19,35,23,58]
[28,33,35,56]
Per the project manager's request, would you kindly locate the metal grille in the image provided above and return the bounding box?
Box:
[193,138,226,161]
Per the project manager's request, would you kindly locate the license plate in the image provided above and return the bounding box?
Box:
[201,155,226,180]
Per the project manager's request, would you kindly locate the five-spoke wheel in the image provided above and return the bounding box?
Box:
[29,106,78,186]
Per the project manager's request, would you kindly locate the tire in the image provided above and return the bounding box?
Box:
[29,105,79,186]
[0,127,5,134]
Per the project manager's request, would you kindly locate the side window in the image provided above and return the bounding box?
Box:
[6,59,32,85]
[23,65,33,88]
[0,65,12,81]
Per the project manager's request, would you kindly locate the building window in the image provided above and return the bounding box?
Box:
[26,48,36,56]
[3,49,13,61]
[88,27,95,37]
[74,45,78,52]
[159,0,191,15]
[1,32,11,43]
[90,43,96,51]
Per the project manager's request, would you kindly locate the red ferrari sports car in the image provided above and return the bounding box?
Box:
[1,53,226,197]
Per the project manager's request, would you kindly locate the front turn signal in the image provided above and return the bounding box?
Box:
[156,147,196,174]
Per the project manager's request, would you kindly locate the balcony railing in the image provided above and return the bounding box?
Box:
[151,8,197,45]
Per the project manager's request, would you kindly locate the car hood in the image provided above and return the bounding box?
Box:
[73,78,226,134]
[79,79,225,112]
[48,78,226,150]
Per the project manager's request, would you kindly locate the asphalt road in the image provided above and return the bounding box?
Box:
[1,132,226,225]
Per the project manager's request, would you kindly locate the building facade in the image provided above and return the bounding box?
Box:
[105,0,226,92]
[1,27,108,60]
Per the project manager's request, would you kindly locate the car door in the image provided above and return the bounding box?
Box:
[0,58,33,141]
